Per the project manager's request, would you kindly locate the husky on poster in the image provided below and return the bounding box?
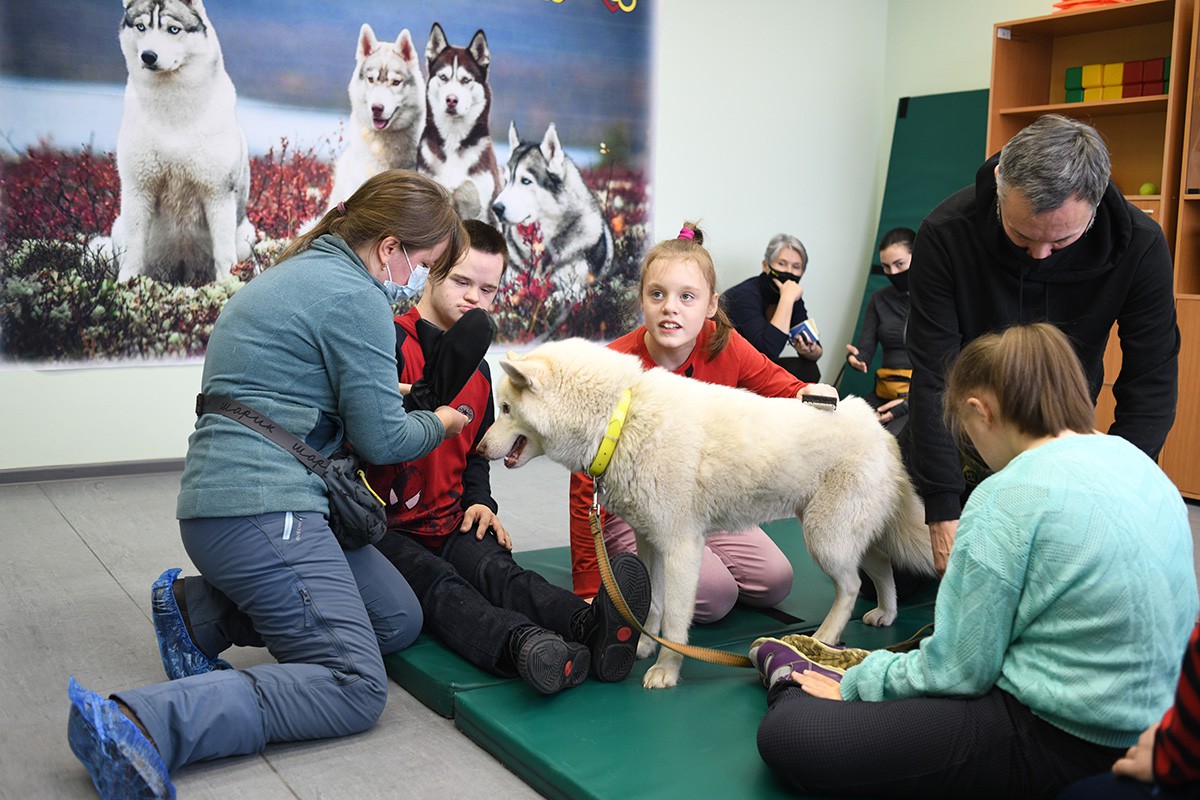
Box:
[0,0,653,366]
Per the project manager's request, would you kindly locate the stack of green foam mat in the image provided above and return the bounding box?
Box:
[383,517,935,799]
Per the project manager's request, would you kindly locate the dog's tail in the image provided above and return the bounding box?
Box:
[878,474,937,577]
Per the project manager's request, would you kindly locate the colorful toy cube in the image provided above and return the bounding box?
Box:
[1083,87,1103,102]
[1123,82,1143,98]
[1102,62,1124,86]
[1065,66,1084,91]
[1101,85,1123,100]
[1143,58,1165,81]
[1066,88,1085,103]
[1081,64,1104,89]
[1123,60,1144,85]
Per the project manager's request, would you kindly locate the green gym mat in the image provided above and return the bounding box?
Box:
[454,613,934,800]
[382,517,935,718]
[383,515,935,799]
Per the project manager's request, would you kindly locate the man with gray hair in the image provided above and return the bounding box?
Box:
[723,232,823,382]
[906,113,1179,575]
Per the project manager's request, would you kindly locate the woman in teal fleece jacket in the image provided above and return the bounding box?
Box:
[755,323,1198,800]
[66,170,469,799]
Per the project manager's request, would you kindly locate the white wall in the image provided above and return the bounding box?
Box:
[651,0,890,387]
[0,0,1059,473]
[869,0,1055,237]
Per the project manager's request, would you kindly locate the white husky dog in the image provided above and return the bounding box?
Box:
[477,339,935,689]
[326,25,426,210]
[112,0,255,284]
[492,122,613,295]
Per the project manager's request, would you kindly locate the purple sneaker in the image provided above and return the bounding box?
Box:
[749,637,847,688]
[778,633,870,671]
[151,568,231,681]
[67,677,175,799]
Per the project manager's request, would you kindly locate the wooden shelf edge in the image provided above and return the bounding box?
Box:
[996,0,1175,37]
[996,97,1169,117]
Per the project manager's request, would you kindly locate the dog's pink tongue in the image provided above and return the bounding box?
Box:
[503,436,527,469]
[372,118,388,130]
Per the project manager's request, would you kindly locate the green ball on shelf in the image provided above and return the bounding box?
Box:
[1139,182,1160,195]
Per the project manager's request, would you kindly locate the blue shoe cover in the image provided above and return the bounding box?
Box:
[67,677,175,799]
[151,568,231,681]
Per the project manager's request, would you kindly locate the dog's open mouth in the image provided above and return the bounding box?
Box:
[503,435,527,468]
[372,111,395,130]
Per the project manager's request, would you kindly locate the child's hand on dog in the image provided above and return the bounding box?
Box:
[461,504,512,549]
[794,669,843,701]
[797,384,838,400]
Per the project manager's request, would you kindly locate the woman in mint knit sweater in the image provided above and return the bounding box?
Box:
[755,323,1198,799]
[66,171,469,799]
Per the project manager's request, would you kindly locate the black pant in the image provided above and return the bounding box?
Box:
[757,684,1121,799]
[372,529,588,676]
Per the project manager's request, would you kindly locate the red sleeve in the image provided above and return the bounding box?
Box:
[723,329,808,397]
[1154,619,1200,785]
[569,471,608,599]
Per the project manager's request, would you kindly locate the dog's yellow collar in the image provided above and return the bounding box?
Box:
[586,388,632,478]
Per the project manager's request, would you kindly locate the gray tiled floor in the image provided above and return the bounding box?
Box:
[3,460,1199,799]
[1,458,570,800]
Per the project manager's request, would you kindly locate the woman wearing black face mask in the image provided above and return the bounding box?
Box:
[722,232,823,382]
[845,227,915,435]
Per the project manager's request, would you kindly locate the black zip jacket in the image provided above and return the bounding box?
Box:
[907,155,1180,523]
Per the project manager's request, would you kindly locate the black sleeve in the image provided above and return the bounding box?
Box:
[723,281,790,357]
[460,361,498,513]
[854,293,882,364]
[905,221,966,523]
[1110,230,1180,458]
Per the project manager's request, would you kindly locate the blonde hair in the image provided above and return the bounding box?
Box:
[639,221,734,360]
[277,169,466,281]
[944,323,1095,444]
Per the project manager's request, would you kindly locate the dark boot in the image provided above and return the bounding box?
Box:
[405,308,497,412]
[571,552,651,682]
[505,625,589,695]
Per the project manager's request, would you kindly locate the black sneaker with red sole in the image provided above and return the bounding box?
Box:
[585,552,652,682]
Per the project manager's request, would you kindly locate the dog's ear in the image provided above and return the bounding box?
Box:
[396,29,418,65]
[358,24,379,60]
[540,123,566,178]
[426,22,448,63]
[508,122,521,153]
[467,30,490,71]
[499,356,546,393]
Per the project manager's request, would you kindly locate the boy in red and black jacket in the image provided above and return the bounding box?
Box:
[367,220,650,695]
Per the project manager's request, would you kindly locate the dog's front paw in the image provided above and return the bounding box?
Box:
[642,664,680,689]
[862,607,897,627]
[636,635,657,660]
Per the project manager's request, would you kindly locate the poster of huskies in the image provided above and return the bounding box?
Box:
[0,0,653,366]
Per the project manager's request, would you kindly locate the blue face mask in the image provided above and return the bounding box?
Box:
[382,246,429,302]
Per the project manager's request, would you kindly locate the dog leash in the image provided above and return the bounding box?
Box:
[590,486,754,668]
